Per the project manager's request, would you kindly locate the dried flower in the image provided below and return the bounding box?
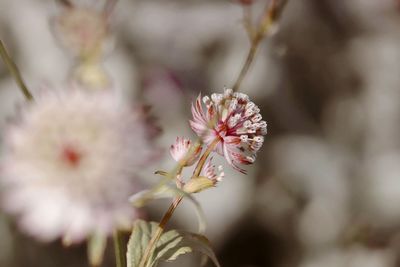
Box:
[0,89,155,242]
[190,88,267,173]
[170,137,202,166]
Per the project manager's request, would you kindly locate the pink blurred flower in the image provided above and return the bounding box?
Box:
[0,89,155,243]
[190,88,267,173]
[170,137,202,166]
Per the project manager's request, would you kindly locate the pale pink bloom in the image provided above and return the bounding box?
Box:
[170,137,202,166]
[0,89,155,243]
[53,6,110,58]
[190,88,267,173]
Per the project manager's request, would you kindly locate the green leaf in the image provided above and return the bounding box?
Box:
[127,220,220,267]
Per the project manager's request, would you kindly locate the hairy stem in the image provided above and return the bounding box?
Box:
[0,40,33,101]
[138,138,220,267]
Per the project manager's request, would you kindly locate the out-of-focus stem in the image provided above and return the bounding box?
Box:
[113,230,125,267]
[232,0,289,92]
[232,39,261,92]
[243,6,255,41]
[138,138,220,267]
[0,40,33,101]
[103,0,118,17]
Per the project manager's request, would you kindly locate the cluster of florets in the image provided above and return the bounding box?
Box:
[0,89,156,242]
[189,88,267,173]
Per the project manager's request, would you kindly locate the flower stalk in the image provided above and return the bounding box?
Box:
[135,2,289,266]
[138,137,220,267]
[0,40,33,101]
[232,0,289,92]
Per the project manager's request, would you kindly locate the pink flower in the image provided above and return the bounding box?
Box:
[203,157,224,183]
[0,89,156,243]
[170,137,202,166]
[190,88,267,173]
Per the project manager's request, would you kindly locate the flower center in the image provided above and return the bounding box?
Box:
[61,145,82,168]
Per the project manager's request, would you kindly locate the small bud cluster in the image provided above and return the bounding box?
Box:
[170,137,202,166]
[204,158,225,183]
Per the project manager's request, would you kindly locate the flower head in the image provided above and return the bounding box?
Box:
[190,88,267,173]
[0,89,155,243]
[170,137,202,166]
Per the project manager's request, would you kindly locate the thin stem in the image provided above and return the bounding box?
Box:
[192,137,221,177]
[232,0,289,92]
[0,40,33,101]
[113,230,125,267]
[243,6,255,41]
[138,137,221,267]
[137,197,182,267]
[231,39,260,92]
[58,0,74,8]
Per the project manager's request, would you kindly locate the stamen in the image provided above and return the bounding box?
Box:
[253,136,264,143]
[202,95,211,105]
[246,102,255,110]
[245,108,255,117]
[246,155,256,163]
[224,88,233,98]
[251,114,262,122]
[229,99,238,111]
[258,121,267,128]
[243,120,252,128]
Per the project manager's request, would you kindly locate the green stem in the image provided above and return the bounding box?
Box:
[192,137,221,177]
[0,40,33,101]
[232,0,289,92]
[138,138,220,267]
[113,230,125,267]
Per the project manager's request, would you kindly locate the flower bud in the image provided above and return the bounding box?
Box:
[183,177,215,194]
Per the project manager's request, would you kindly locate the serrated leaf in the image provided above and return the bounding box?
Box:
[127,220,220,267]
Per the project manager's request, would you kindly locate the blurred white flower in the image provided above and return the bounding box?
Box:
[53,6,109,58]
[190,88,267,173]
[0,89,155,243]
[169,136,202,166]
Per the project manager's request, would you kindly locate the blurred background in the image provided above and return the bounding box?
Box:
[2,0,400,266]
